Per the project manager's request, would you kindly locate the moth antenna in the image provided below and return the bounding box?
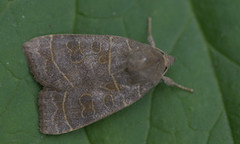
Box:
[147,17,156,48]
[162,76,194,93]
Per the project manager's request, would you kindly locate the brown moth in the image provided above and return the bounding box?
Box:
[22,18,193,135]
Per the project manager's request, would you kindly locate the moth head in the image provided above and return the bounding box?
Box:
[127,47,175,86]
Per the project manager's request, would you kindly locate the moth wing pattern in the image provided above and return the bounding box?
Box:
[39,85,144,134]
[23,34,153,134]
[38,88,72,134]
[23,35,97,90]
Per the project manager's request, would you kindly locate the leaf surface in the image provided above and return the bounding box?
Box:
[0,0,239,143]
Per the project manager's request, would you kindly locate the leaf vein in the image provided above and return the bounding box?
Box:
[84,128,93,144]
[0,61,22,81]
[145,88,156,144]
[209,44,240,68]
[0,81,21,117]
[168,16,193,54]
[206,109,224,144]
[188,0,235,143]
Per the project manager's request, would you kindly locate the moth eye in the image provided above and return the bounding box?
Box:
[160,51,165,55]
[163,67,168,72]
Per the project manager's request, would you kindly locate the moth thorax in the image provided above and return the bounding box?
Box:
[126,48,166,86]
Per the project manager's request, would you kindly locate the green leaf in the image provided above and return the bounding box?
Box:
[0,0,239,143]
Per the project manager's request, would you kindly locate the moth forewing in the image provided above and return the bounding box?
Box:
[22,17,193,135]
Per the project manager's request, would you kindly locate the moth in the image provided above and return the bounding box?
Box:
[22,18,193,135]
